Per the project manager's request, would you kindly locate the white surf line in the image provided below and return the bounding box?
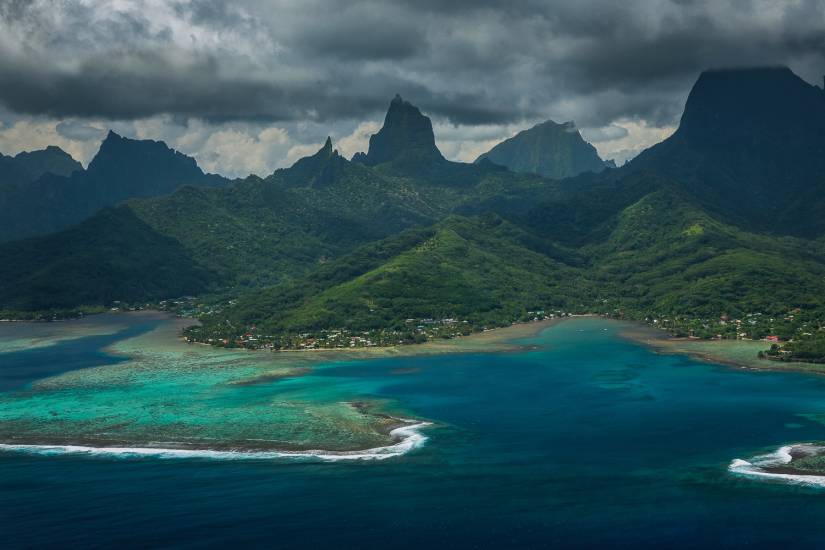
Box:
[729,444,825,488]
[0,421,432,462]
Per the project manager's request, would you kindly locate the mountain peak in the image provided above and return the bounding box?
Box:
[677,65,824,144]
[87,131,204,186]
[280,137,345,187]
[11,146,82,179]
[474,119,610,179]
[630,65,825,237]
[357,95,444,166]
[309,137,336,160]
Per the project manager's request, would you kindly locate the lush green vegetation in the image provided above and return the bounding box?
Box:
[189,215,590,344]
[3,68,825,356]
[0,208,216,310]
[189,181,825,348]
[763,332,825,363]
[0,137,558,313]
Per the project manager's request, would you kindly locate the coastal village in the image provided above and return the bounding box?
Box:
[9,293,820,361]
[645,310,825,362]
[74,296,822,361]
[646,310,816,341]
[182,309,559,350]
[150,295,825,360]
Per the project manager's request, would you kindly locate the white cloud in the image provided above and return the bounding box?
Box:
[0,119,101,166]
[2,0,821,175]
[587,119,676,165]
[193,126,292,177]
[333,121,381,159]
[0,109,678,177]
[433,120,534,163]
[580,124,630,143]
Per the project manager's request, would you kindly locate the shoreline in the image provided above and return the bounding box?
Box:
[8,308,819,376]
[730,444,825,487]
[615,320,825,376]
[181,316,568,360]
[0,311,557,459]
[0,420,433,462]
[2,308,567,359]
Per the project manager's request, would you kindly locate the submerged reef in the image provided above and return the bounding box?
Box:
[0,315,425,456]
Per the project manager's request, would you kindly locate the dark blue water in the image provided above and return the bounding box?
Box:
[3,318,825,548]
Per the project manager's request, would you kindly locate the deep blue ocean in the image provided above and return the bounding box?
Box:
[3,317,825,548]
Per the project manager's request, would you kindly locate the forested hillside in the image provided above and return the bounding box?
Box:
[2,67,825,352]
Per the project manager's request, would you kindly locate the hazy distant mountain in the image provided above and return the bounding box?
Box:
[0,131,228,241]
[0,145,81,187]
[12,146,82,179]
[474,120,612,179]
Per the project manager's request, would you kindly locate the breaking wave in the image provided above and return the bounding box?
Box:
[0,421,431,462]
[729,444,825,488]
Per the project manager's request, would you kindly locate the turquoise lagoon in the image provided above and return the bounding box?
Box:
[3,314,825,547]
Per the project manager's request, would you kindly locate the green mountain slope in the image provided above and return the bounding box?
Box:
[192,184,825,347]
[127,148,448,288]
[0,207,215,313]
[0,134,541,311]
[3,69,825,350]
[192,215,588,340]
[582,187,825,317]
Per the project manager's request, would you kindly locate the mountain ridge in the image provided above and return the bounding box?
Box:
[627,66,825,237]
[0,145,82,187]
[2,66,825,353]
[0,131,230,241]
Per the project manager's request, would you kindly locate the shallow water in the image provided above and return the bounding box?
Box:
[3,315,825,547]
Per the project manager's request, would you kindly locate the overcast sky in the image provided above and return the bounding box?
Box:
[0,0,823,177]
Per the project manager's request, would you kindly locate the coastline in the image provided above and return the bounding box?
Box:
[0,419,434,462]
[0,311,559,459]
[616,320,825,376]
[9,309,820,376]
[0,313,437,459]
[730,444,825,487]
[0,307,563,358]
[8,311,825,467]
[181,316,565,360]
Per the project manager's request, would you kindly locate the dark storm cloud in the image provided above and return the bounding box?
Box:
[1,0,824,128]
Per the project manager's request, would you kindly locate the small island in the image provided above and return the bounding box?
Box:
[731,443,825,486]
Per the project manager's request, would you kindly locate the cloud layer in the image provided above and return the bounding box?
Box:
[0,0,823,175]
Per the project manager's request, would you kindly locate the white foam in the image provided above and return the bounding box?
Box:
[729,444,825,488]
[0,421,432,462]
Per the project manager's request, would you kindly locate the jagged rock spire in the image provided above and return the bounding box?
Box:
[355,95,444,166]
